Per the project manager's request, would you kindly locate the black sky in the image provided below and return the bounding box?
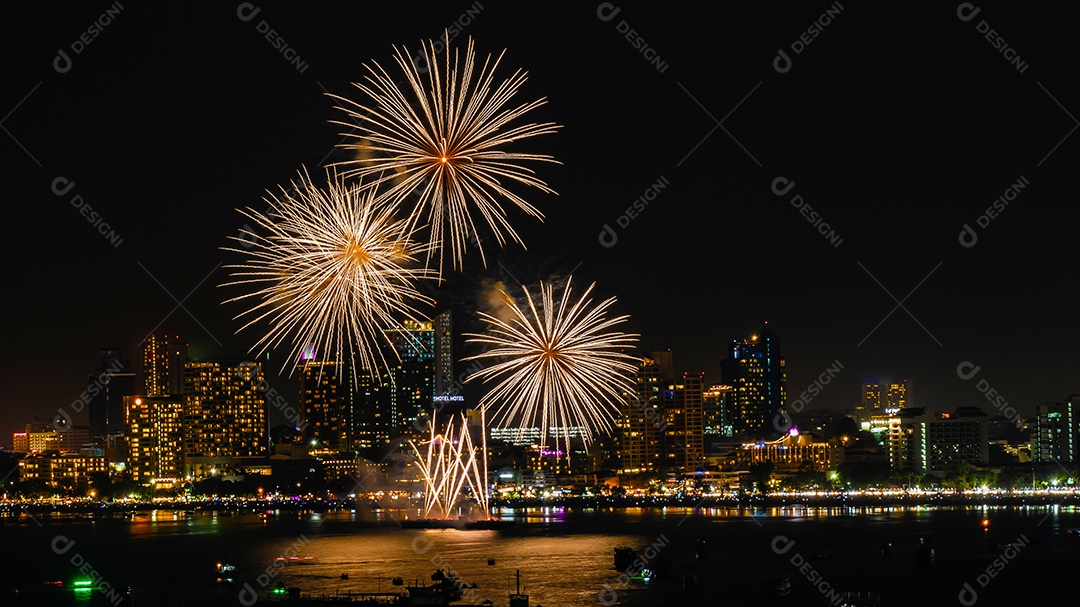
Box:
[3,2,1079,441]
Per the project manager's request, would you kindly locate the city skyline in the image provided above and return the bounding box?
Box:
[3,3,1079,444]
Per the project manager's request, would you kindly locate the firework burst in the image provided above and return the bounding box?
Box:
[464,278,639,455]
[327,36,560,274]
[221,168,436,380]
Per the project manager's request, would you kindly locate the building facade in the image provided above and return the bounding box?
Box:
[1033,396,1080,463]
[721,324,786,436]
[182,360,269,477]
[124,396,185,482]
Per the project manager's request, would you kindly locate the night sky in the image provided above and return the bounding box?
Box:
[3,2,1079,441]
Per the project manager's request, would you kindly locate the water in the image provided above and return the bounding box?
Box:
[2,504,1077,606]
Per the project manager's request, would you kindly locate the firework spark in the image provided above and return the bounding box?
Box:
[221,168,436,380]
[327,36,560,274]
[464,278,639,455]
[410,411,489,520]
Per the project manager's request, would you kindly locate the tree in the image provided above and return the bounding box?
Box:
[748,461,775,493]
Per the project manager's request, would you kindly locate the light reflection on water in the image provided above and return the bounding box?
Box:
[4,505,1080,606]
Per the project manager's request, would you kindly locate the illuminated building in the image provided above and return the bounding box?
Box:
[87,348,137,442]
[743,430,842,472]
[57,425,92,453]
[385,319,436,439]
[858,379,912,421]
[663,372,704,471]
[299,360,350,452]
[142,334,188,397]
[721,323,786,436]
[21,423,59,454]
[433,310,454,396]
[703,384,732,436]
[1033,396,1080,463]
[889,407,989,474]
[617,353,705,474]
[182,360,269,477]
[18,452,108,488]
[124,396,184,483]
[11,432,29,453]
[617,352,670,473]
[352,364,395,451]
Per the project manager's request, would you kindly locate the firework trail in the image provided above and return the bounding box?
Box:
[410,411,489,519]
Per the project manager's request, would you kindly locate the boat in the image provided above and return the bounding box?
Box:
[508,570,528,607]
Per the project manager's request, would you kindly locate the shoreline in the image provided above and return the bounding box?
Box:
[2,492,1079,516]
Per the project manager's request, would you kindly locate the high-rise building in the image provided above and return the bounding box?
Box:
[352,364,394,451]
[721,324,786,436]
[703,384,732,436]
[1033,396,1080,464]
[87,348,137,441]
[57,425,91,453]
[124,396,184,482]
[298,360,350,452]
[858,379,912,418]
[433,310,454,396]
[385,319,436,439]
[662,372,705,471]
[617,352,671,473]
[11,432,29,453]
[182,360,269,477]
[617,353,705,473]
[142,334,188,397]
